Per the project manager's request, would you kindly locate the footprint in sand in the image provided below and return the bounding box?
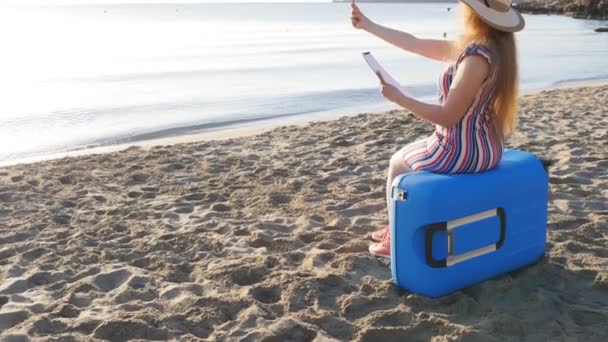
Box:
[128,165,144,172]
[164,263,193,283]
[251,236,305,253]
[60,199,77,208]
[256,221,294,234]
[211,203,230,212]
[300,312,356,339]
[159,283,205,300]
[183,193,204,201]
[269,193,291,205]
[364,310,415,327]
[229,265,269,286]
[0,192,15,203]
[128,173,150,185]
[56,304,80,318]
[0,310,30,331]
[295,215,325,229]
[21,247,47,262]
[349,183,371,193]
[204,192,226,203]
[354,165,374,174]
[29,317,68,335]
[358,326,431,342]
[163,212,180,221]
[341,295,395,320]
[127,191,142,198]
[301,250,335,270]
[163,163,185,172]
[255,319,318,341]
[172,203,194,214]
[297,232,317,244]
[250,285,282,304]
[11,175,24,182]
[58,174,74,185]
[68,293,92,308]
[93,320,170,341]
[93,195,107,203]
[92,269,132,292]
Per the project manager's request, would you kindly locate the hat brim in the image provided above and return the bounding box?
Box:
[460,0,525,32]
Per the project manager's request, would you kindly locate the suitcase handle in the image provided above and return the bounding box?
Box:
[425,207,506,268]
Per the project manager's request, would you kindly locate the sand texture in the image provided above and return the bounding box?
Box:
[0,85,607,341]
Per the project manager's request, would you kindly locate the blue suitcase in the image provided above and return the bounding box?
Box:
[389,149,548,298]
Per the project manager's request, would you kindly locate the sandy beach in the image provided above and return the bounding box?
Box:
[0,84,607,341]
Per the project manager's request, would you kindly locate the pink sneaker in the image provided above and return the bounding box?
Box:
[369,229,391,259]
[371,224,389,242]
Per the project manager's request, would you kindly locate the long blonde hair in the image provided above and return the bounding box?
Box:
[454,4,519,141]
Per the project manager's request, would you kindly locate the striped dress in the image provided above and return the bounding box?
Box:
[402,43,503,174]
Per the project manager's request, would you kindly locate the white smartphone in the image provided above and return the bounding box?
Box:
[362,51,401,88]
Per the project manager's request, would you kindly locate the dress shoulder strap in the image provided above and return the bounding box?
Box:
[455,43,497,88]
[457,43,493,66]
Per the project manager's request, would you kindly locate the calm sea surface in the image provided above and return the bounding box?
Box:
[1,2,607,163]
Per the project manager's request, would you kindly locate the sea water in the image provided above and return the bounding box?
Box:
[0,2,607,163]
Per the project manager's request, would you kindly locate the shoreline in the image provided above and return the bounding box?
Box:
[1,78,607,168]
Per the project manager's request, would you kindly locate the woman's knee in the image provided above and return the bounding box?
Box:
[389,151,402,167]
[389,151,412,175]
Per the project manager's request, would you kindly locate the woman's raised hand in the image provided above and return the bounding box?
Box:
[351,0,371,30]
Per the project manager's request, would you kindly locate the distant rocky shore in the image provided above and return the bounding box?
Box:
[337,0,607,21]
[514,0,608,20]
[333,0,457,3]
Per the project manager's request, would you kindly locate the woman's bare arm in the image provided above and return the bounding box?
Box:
[366,22,454,62]
[378,55,490,128]
[351,0,454,62]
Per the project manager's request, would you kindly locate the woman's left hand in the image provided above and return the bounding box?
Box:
[377,72,403,104]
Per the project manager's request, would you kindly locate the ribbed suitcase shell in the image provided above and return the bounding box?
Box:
[389,149,548,298]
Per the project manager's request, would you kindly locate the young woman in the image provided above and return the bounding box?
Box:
[351,0,525,258]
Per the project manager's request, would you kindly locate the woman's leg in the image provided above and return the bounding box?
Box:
[370,150,415,257]
[386,149,414,216]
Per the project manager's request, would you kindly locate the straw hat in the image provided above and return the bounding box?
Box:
[460,0,525,32]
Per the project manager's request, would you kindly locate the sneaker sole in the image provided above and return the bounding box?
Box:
[368,247,391,259]
[370,235,383,242]
[371,228,389,242]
